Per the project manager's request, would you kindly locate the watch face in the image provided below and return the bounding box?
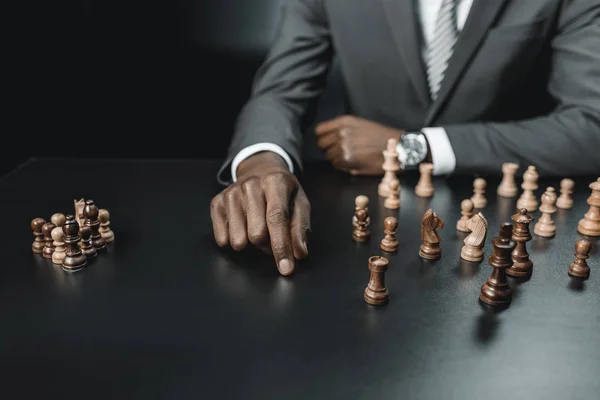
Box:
[403,135,425,166]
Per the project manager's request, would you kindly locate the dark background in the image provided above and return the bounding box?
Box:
[3,0,343,179]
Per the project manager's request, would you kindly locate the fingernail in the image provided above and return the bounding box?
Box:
[278,258,294,276]
[302,241,308,255]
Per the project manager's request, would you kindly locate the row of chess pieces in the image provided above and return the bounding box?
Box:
[31,198,115,272]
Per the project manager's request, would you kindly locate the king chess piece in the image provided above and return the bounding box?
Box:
[479,223,515,307]
[419,209,444,260]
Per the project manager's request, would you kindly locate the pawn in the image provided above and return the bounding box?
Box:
[61,215,87,272]
[534,187,557,238]
[380,217,399,253]
[98,209,114,242]
[79,225,97,258]
[415,163,434,197]
[577,178,600,237]
[479,222,515,307]
[497,162,519,197]
[364,256,389,306]
[556,178,574,209]
[353,209,370,242]
[568,240,591,279]
[51,213,66,227]
[42,222,56,258]
[384,180,400,209]
[516,165,539,212]
[460,212,487,262]
[84,200,106,250]
[31,218,46,254]
[352,195,370,228]
[456,199,474,232]
[471,178,487,208]
[51,226,66,265]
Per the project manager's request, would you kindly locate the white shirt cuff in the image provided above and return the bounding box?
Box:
[231,143,295,182]
[421,127,456,175]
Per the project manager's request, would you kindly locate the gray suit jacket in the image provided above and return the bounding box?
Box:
[217,0,600,184]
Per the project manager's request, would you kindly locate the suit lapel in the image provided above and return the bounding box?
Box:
[425,0,509,124]
[381,0,431,109]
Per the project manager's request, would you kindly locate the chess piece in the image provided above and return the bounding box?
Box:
[353,209,370,242]
[364,256,389,305]
[79,225,97,258]
[61,215,87,272]
[471,178,487,208]
[497,162,519,197]
[42,222,56,259]
[98,209,114,242]
[577,178,600,237]
[51,212,66,227]
[84,200,106,250]
[384,180,400,209]
[378,138,400,197]
[419,209,444,260]
[460,212,487,262]
[74,198,85,226]
[507,208,534,278]
[556,178,574,209]
[516,165,539,212]
[352,195,370,228]
[51,226,66,265]
[415,163,434,197]
[456,199,474,232]
[568,240,591,279]
[479,223,515,307]
[31,218,46,254]
[380,217,399,253]
[534,187,557,238]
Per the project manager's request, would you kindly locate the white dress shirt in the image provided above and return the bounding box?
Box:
[232,0,474,181]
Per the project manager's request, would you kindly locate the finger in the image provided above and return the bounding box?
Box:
[224,187,248,251]
[316,130,338,150]
[264,174,295,275]
[290,191,310,260]
[210,195,229,247]
[242,178,271,254]
[325,145,342,163]
[315,115,353,136]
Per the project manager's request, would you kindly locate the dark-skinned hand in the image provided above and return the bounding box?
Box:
[315,115,404,175]
[210,152,310,276]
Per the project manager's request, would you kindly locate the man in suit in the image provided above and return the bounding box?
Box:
[211,0,600,275]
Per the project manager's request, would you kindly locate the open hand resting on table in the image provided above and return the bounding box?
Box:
[210,152,310,276]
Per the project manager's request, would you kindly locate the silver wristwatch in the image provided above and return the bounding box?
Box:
[396,132,428,170]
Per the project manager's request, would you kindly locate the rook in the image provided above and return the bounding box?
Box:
[364,256,389,305]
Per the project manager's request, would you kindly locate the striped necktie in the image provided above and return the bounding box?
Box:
[426,0,459,101]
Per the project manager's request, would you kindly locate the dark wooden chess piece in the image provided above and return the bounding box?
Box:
[353,209,370,242]
[84,200,106,250]
[42,222,56,259]
[507,209,534,278]
[79,225,97,258]
[380,217,399,253]
[61,215,87,272]
[419,209,444,260]
[577,178,600,237]
[364,256,389,305]
[31,218,46,254]
[480,222,515,307]
[568,240,591,279]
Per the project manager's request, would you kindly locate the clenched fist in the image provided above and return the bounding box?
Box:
[315,115,404,175]
[210,152,310,276]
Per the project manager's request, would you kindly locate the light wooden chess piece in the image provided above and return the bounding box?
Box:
[534,187,557,238]
[352,195,370,228]
[415,163,434,197]
[516,166,539,212]
[51,226,67,265]
[556,178,574,209]
[74,198,85,226]
[479,223,515,307]
[378,138,400,197]
[98,209,115,243]
[471,178,487,208]
[497,162,519,197]
[568,239,591,279]
[456,199,474,232]
[419,209,444,260]
[364,256,389,306]
[380,217,399,253]
[461,212,487,262]
[51,213,66,227]
[384,180,400,209]
[577,178,600,237]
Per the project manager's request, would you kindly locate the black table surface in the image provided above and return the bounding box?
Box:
[1,158,599,399]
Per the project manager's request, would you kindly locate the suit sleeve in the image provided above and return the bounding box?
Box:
[443,1,600,177]
[216,0,333,185]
